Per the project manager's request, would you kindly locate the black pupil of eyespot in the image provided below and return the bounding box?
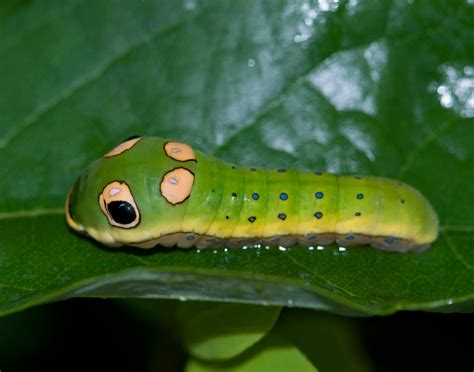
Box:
[107,200,136,225]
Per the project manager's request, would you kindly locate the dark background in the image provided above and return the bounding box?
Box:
[1,298,472,372]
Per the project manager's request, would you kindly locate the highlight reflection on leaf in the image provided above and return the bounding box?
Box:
[0,0,473,316]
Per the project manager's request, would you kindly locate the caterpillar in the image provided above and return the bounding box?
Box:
[66,136,438,252]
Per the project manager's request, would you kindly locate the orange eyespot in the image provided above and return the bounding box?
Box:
[164,141,196,162]
[99,181,140,228]
[104,137,143,157]
[160,168,195,205]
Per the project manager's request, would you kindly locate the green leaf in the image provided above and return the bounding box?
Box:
[185,334,317,372]
[1,0,474,316]
[178,302,281,361]
[274,309,372,372]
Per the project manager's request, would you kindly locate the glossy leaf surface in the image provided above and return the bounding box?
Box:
[0,0,473,316]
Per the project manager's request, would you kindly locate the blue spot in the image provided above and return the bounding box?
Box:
[252,193,259,200]
[278,213,286,220]
[346,235,355,241]
[307,233,317,240]
[206,238,216,243]
[315,191,324,199]
[280,192,288,201]
[250,167,257,171]
[248,216,256,223]
[385,237,396,244]
[186,235,195,241]
[278,168,286,173]
[357,193,364,200]
[314,212,323,219]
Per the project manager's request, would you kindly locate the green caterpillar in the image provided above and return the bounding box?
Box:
[66,136,438,252]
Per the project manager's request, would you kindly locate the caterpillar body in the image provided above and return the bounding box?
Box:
[66,136,438,252]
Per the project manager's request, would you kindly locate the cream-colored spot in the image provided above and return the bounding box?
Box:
[104,137,142,157]
[160,168,194,205]
[99,181,140,228]
[164,141,196,162]
[109,188,120,196]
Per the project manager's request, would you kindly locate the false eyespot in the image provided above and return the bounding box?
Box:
[160,168,195,205]
[99,181,140,228]
[104,136,143,157]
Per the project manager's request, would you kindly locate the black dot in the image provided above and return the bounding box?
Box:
[314,212,323,219]
[355,176,362,180]
[107,201,137,225]
[278,213,286,220]
[278,168,286,173]
[401,199,405,204]
[355,212,361,216]
[314,171,322,176]
[248,216,256,223]
[225,216,229,220]
[232,166,236,169]
[232,192,237,198]
[212,189,215,192]
[250,167,257,171]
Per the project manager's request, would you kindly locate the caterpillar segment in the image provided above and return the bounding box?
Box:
[66,137,439,252]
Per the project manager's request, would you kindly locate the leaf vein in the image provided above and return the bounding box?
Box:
[0,208,64,220]
[442,231,473,272]
[0,4,211,150]
[397,120,454,177]
[286,253,359,298]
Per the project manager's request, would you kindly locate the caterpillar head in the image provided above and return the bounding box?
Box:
[65,136,197,247]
